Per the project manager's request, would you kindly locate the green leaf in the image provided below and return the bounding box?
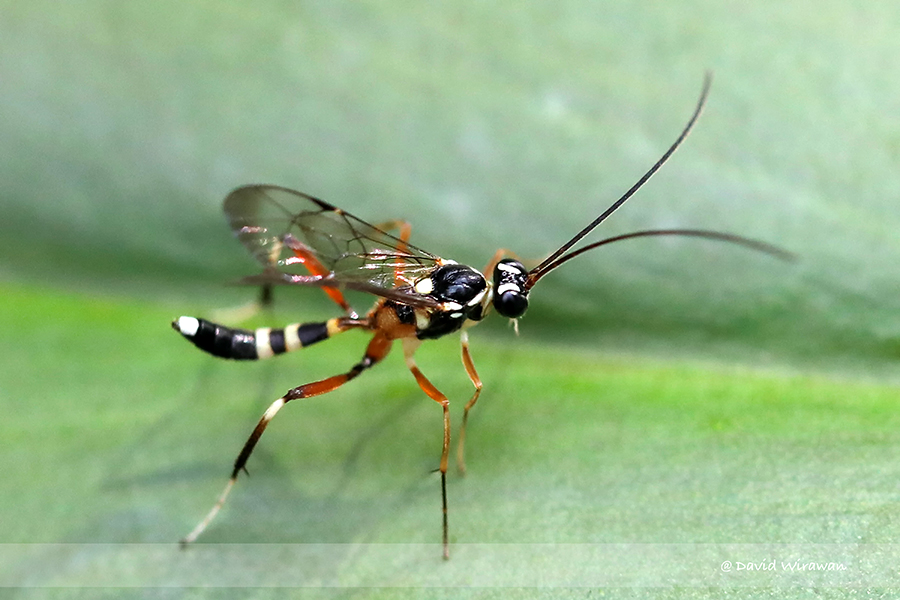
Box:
[5,284,900,592]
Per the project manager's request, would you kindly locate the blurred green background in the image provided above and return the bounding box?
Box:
[4,0,900,595]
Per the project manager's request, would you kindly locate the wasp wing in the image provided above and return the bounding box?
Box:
[223,185,441,308]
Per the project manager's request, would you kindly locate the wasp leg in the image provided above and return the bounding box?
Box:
[374,220,413,286]
[374,220,412,248]
[456,330,482,476]
[283,236,356,316]
[401,338,452,560]
[180,333,393,546]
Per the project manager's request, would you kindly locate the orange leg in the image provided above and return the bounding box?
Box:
[375,220,413,286]
[402,338,451,560]
[284,236,355,315]
[456,330,482,475]
[375,220,412,249]
[181,333,393,546]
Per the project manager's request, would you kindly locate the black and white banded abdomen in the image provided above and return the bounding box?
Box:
[172,316,333,360]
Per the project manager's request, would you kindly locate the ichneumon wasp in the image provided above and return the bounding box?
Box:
[173,74,790,559]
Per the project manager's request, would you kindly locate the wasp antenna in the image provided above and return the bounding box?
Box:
[526,72,713,289]
[530,228,794,276]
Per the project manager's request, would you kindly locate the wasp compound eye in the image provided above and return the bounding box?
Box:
[492,259,529,318]
[495,288,528,318]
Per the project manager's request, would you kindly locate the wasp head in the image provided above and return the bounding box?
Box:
[491,259,529,319]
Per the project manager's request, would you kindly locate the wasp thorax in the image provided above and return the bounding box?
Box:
[415,263,489,340]
[430,263,488,313]
[492,259,529,319]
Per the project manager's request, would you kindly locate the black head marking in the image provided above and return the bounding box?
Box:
[492,259,529,319]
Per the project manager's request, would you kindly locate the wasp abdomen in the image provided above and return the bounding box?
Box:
[172,316,331,360]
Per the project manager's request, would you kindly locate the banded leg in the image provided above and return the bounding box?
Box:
[181,333,393,546]
[172,316,366,360]
[401,338,452,560]
[456,330,482,475]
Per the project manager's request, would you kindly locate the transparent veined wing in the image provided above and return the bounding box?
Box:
[223,185,441,308]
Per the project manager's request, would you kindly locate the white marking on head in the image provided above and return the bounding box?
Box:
[450,312,463,319]
[414,277,434,295]
[442,302,462,311]
[176,316,200,337]
[497,283,521,295]
[497,262,524,274]
[255,327,275,359]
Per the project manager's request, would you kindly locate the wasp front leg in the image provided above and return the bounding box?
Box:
[401,338,452,560]
[456,330,482,476]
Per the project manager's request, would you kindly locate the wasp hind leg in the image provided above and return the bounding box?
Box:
[282,236,356,317]
[180,332,393,546]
